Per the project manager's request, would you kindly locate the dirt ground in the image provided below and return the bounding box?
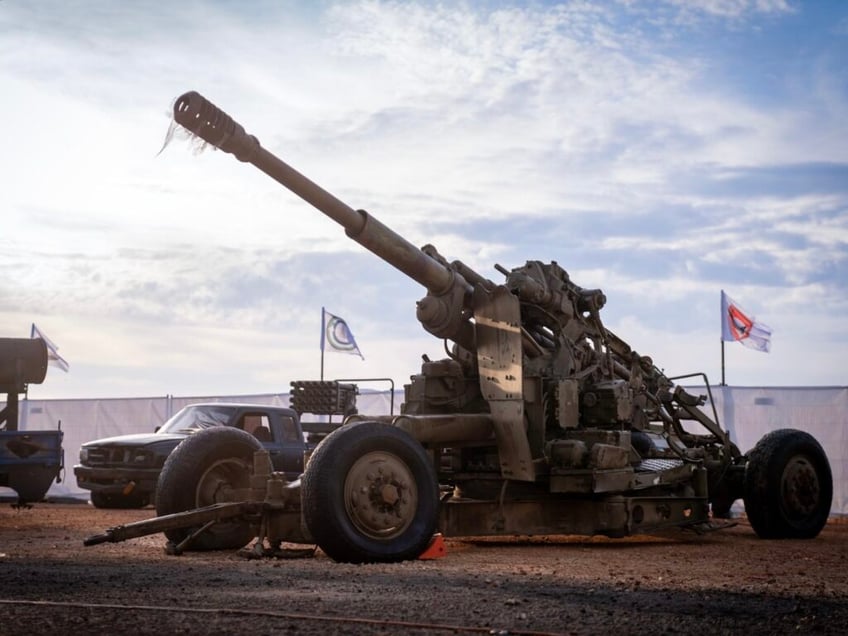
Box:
[0,502,846,635]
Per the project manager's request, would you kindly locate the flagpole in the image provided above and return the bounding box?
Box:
[719,291,725,387]
[320,307,325,381]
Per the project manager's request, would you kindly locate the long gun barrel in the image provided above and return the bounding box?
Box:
[173,92,462,299]
[168,91,739,486]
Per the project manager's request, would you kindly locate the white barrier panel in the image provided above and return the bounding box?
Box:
[9,396,169,499]
[704,386,847,519]
[3,390,398,501]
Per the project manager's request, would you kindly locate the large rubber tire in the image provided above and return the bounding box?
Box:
[302,421,439,563]
[90,491,150,509]
[155,427,261,550]
[743,429,832,539]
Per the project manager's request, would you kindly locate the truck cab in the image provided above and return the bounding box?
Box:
[74,403,308,508]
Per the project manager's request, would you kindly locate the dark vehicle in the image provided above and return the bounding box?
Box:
[74,403,309,509]
[87,92,833,562]
[1,337,64,506]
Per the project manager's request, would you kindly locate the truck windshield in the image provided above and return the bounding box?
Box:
[157,406,234,434]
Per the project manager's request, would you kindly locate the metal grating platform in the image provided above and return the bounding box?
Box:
[636,458,684,472]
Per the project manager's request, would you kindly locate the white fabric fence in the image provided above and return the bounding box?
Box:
[701,385,847,517]
[3,386,845,515]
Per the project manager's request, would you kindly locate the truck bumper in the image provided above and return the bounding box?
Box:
[73,465,159,496]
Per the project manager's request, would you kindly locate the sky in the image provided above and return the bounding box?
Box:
[1,0,846,400]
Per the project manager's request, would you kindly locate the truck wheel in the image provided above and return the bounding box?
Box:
[91,491,149,509]
[155,427,260,550]
[302,421,438,563]
[743,429,832,539]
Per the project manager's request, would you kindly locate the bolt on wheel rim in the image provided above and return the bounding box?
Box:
[344,451,418,540]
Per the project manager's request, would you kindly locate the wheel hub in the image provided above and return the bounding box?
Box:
[781,455,820,518]
[380,483,400,505]
[196,458,250,505]
[344,451,418,540]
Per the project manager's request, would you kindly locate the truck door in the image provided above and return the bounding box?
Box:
[268,413,305,478]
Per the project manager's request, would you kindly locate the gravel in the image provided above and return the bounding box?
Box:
[1,502,846,635]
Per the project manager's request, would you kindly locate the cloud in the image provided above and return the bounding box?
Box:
[2,1,846,397]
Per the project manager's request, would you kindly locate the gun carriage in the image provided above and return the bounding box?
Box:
[86,92,832,562]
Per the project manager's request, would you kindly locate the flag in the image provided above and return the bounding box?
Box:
[321,308,364,359]
[720,291,772,353]
[31,323,70,372]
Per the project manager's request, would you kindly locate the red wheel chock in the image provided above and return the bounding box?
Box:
[418,533,447,560]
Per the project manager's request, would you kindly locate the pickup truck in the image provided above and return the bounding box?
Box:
[74,403,330,509]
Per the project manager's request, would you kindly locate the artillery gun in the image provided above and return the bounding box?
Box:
[86,92,832,561]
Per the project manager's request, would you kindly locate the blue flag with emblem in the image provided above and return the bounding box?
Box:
[321,308,364,359]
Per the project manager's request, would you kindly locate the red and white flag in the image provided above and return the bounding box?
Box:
[721,291,772,353]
